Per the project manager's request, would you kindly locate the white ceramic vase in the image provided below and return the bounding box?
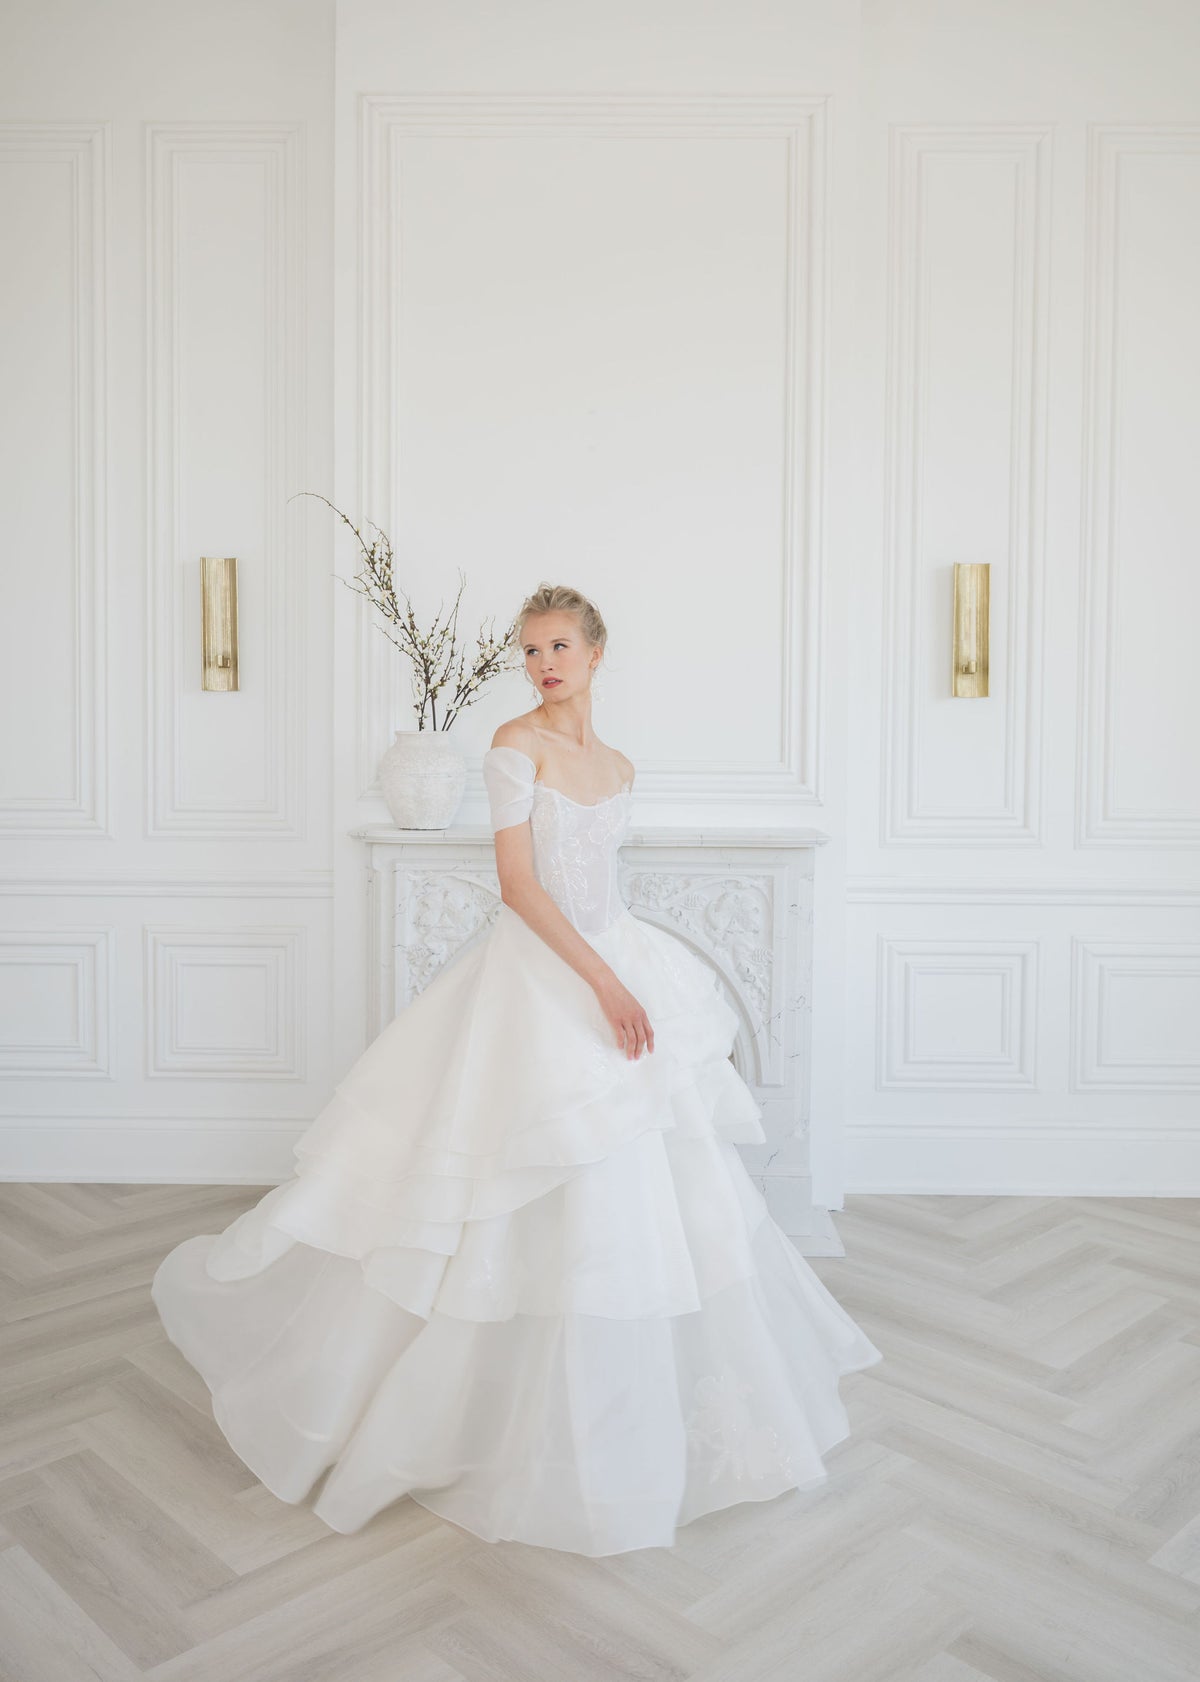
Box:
[377,729,466,830]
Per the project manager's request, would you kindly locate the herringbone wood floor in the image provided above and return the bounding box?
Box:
[1,1183,1198,1682]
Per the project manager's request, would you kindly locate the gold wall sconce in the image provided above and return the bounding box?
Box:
[952,562,989,697]
[201,556,239,691]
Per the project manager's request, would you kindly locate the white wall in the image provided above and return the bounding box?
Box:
[0,0,336,1180]
[2,0,1197,1195]
[845,0,1200,1194]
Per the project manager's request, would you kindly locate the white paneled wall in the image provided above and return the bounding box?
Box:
[0,1,334,1182]
[2,0,1198,1196]
[845,2,1200,1194]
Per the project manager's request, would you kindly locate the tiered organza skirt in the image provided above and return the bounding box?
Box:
[151,901,882,1555]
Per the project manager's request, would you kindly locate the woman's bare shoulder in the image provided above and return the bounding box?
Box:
[489,716,541,764]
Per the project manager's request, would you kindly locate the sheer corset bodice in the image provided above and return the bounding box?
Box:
[482,746,633,934]
[529,779,633,934]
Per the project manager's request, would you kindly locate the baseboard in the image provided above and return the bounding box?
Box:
[6,1120,1198,1202]
[844,1125,1200,1195]
[0,1122,301,1184]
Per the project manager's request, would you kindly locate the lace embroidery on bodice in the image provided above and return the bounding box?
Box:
[482,746,633,935]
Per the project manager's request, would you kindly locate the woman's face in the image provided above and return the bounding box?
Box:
[521,611,598,701]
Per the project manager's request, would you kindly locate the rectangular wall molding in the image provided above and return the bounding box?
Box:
[355,94,828,809]
[0,122,108,833]
[881,125,1051,846]
[145,121,307,836]
[0,929,113,1076]
[144,925,306,1078]
[1077,125,1200,846]
[877,935,1039,1089]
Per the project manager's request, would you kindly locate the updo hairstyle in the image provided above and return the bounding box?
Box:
[511,584,607,657]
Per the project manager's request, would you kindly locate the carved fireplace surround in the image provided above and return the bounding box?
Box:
[351,818,844,1255]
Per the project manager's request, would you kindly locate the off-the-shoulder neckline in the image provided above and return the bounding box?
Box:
[486,744,633,809]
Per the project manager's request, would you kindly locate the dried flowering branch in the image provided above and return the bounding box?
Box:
[290,491,520,730]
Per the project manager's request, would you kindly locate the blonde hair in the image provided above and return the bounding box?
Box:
[512,584,607,655]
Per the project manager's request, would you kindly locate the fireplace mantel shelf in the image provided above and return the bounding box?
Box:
[351,822,832,848]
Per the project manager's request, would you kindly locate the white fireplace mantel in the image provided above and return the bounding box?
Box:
[351,820,846,1254]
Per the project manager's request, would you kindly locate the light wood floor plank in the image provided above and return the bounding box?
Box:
[0,1186,1197,1682]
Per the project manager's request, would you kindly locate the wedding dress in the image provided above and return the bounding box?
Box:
[151,745,883,1555]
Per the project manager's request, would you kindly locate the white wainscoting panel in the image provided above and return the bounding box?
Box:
[880,125,1051,847]
[878,936,1039,1089]
[0,929,114,1077]
[0,122,108,833]
[1078,126,1200,847]
[144,925,307,1080]
[353,94,828,812]
[145,122,307,836]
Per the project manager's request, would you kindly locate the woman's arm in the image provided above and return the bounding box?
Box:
[494,825,652,1059]
[493,821,615,995]
[489,727,652,1059]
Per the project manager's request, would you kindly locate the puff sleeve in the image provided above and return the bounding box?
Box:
[482,745,536,833]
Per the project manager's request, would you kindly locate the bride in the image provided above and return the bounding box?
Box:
[152,582,883,1556]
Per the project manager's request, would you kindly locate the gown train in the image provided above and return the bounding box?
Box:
[152,745,883,1555]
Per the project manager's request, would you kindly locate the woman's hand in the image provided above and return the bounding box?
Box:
[594,975,655,1061]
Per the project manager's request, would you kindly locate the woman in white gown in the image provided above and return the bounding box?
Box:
[151,584,883,1556]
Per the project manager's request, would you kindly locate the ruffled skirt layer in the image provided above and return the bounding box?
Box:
[151,903,882,1555]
